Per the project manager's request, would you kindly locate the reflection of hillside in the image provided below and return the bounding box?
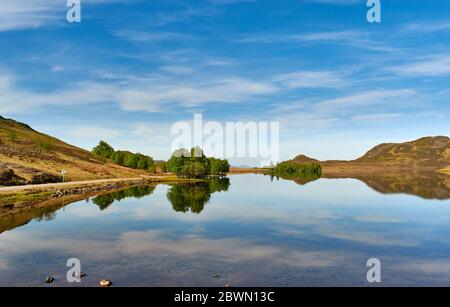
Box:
[0,204,62,235]
[0,185,158,234]
[324,171,450,200]
[266,173,321,185]
[0,192,89,234]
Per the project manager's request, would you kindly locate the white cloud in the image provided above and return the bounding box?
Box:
[0,0,60,32]
[0,72,278,114]
[273,71,347,89]
[0,0,130,32]
[114,30,193,42]
[118,78,278,112]
[51,65,64,72]
[352,113,402,122]
[237,30,396,52]
[390,55,450,77]
[404,21,450,33]
[0,75,117,113]
[159,65,195,75]
[314,89,416,113]
[68,126,123,139]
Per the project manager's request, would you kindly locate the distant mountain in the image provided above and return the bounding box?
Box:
[287,136,450,172]
[291,155,320,164]
[0,116,147,185]
[356,136,450,168]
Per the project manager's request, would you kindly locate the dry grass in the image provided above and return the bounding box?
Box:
[0,117,149,182]
[229,167,269,174]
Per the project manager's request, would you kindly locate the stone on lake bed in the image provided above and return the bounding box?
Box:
[99,279,112,287]
[45,276,54,284]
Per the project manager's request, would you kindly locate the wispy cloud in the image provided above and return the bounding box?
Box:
[307,0,361,4]
[273,71,348,89]
[68,126,123,139]
[0,0,126,32]
[315,89,416,113]
[118,77,278,112]
[236,30,396,52]
[390,55,450,77]
[404,21,450,33]
[114,30,193,43]
[0,0,60,32]
[0,72,278,114]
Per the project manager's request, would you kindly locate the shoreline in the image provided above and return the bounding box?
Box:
[0,175,204,209]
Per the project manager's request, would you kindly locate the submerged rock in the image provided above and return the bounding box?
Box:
[99,279,112,287]
[45,276,54,284]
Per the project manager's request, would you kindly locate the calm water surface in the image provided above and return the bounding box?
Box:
[1,174,450,286]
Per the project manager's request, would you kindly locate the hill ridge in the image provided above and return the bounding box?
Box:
[0,116,148,185]
[286,136,450,171]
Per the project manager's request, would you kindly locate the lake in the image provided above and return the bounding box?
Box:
[1,174,450,287]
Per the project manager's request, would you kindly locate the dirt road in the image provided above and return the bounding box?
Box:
[0,177,157,193]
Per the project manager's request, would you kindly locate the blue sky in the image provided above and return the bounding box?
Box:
[0,0,449,164]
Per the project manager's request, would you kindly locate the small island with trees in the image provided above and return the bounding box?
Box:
[92,142,230,180]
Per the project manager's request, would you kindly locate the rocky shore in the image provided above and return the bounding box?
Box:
[0,179,148,209]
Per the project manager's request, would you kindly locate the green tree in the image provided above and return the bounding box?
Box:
[166,148,189,175]
[124,153,139,169]
[110,151,125,165]
[92,141,114,159]
[209,158,230,176]
[180,161,207,178]
[167,148,229,178]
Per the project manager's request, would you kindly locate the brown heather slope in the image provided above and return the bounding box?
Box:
[355,136,450,168]
[0,116,148,184]
[287,136,450,174]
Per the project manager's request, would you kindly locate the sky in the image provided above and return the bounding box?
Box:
[0,0,449,165]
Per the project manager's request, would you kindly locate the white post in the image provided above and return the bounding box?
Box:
[61,170,67,183]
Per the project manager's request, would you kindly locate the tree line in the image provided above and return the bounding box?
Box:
[92,141,156,172]
[271,161,322,179]
[92,142,230,178]
[165,147,230,178]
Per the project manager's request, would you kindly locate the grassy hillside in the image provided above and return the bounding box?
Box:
[0,116,148,184]
[286,136,450,173]
[356,136,450,168]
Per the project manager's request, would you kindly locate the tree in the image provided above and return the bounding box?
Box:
[166,149,188,175]
[180,161,207,178]
[110,151,125,165]
[137,155,155,172]
[124,153,139,169]
[92,141,114,159]
[136,154,148,170]
[209,158,230,176]
[166,148,229,178]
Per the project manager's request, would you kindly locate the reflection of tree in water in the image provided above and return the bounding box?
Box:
[33,207,57,222]
[92,185,156,211]
[267,172,321,186]
[167,177,230,214]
